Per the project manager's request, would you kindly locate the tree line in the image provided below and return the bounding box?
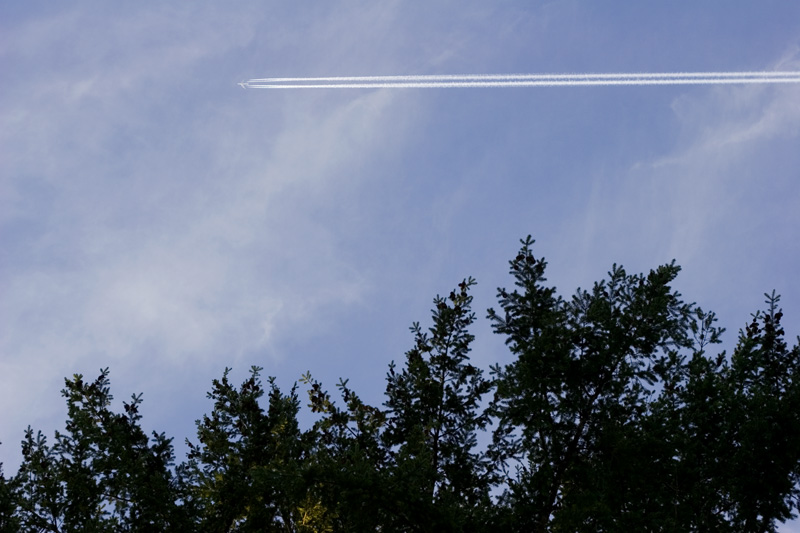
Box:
[1,236,799,532]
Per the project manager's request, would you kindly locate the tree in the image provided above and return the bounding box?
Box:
[381,277,494,531]
[298,277,494,531]
[182,366,314,532]
[487,236,800,532]
[675,291,800,531]
[299,372,389,532]
[12,369,189,532]
[0,452,21,533]
[488,236,692,530]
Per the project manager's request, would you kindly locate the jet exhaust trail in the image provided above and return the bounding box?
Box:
[239,71,800,89]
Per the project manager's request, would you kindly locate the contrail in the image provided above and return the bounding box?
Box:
[239,71,800,89]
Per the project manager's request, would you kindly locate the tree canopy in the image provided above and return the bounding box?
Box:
[2,236,799,532]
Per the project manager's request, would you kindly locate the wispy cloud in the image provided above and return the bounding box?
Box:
[570,52,800,342]
[0,3,420,469]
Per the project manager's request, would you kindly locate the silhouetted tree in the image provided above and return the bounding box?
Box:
[380,277,494,531]
[0,456,20,533]
[182,366,314,532]
[12,369,189,531]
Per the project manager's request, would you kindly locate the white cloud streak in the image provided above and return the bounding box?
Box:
[240,71,800,89]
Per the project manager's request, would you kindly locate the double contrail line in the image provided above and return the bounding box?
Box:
[239,71,800,89]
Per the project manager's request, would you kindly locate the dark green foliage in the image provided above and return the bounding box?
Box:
[10,369,189,532]
[675,292,800,531]
[5,237,800,532]
[486,237,800,532]
[299,372,391,531]
[487,236,698,531]
[0,456,21,533]
[381,277,494,531]
[182,366,312,531]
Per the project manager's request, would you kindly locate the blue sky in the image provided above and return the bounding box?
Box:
[2,2,800,525]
